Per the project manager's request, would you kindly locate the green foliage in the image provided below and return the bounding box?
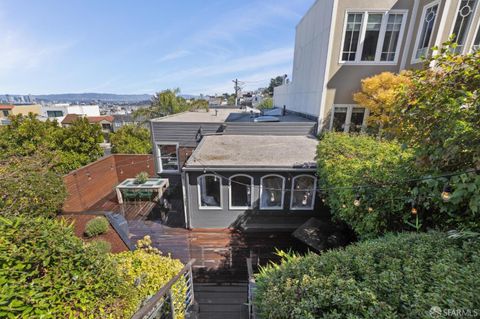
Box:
[190,99,209,112]
[257,97,273,110]
[135,171,149,184]
[393,43,479,171]
[134,88,191,120]
[0,154,66,218]
[263,75,286,96]
[88,240,112,254]
[0,216,127,318]
[255,232,480,319]
[84,216,109,238]
[0,114,103,174]
[317,133,418,238]
[110,124,152,154]
[114,236,187,318]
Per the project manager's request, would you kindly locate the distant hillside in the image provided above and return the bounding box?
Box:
[32,93,152,103]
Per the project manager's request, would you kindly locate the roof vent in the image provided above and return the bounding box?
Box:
[254,116,280,122]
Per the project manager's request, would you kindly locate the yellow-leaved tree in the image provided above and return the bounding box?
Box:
[353,71,410,137]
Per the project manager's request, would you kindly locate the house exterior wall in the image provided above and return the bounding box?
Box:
[11,104,41,116]
[185,171,324,229]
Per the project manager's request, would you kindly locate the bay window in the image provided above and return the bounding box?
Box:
[330,105,368,133]
[229,175,253,209]
[198,174,222,209]
[451,0,477,53]
[260,175,285,210]
[341,10,407,64]
[156,143,179,173]
[291,175,317,210]
[413,2,439,62]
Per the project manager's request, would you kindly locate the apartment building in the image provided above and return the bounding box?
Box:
[40,104,100,123]
[274,0,480,132]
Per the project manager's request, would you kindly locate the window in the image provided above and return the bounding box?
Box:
[156,143,179,173]
[47,110,63,117]
[290,175,317,210]
[2,110,9,117]
[198,174,222,209]
[260,175,285,210]
[229,175,253,209]
[451,0,477,53]
[473,22,480,51]
[330,105,368,133]
[341,11,407,63]
[413,2,439,62]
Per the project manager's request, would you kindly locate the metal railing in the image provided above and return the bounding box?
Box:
[246,257,257,319]
[132,259,196,319]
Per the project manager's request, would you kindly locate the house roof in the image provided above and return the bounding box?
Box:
[184,135,318,170]
[61,114,114,124]
[0,104,14,110]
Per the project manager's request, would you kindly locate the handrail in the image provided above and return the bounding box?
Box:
[246,257,257,319]
[132,259,196,319]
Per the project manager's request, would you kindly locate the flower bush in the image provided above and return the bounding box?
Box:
[255,232,480,319]
[84,216,109,238]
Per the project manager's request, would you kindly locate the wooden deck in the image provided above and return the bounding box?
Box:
[128,220,309,282]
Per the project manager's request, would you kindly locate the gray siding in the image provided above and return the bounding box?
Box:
[223,122,316,136]
[151,122,224,147]
[186,171,327,229]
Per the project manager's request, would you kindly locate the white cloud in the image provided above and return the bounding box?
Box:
[156,49,191,63]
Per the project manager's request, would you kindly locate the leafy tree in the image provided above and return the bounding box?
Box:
[353,71,411,136]
[257,97,273,110]
[110,125,152,154]
[0,153,67,218]
[134,88,190,120]
[392,43,480,171]
[263,75,287,96]
[190,98,209,111]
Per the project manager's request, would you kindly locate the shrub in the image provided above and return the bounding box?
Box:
[0,154,67,218]
[317,133,418,238]
[0,216,127,318]
[84,216,109,238]
[110,124,152,154]
[89,239,112,254]
[135,171,149,184]
[255,232,480,319]
[114,236,187,318]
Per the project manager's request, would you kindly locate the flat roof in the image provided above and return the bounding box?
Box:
[185,135,318,170]
[151,108,315,124]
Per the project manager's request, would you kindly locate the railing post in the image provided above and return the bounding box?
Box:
[169,290,176,319]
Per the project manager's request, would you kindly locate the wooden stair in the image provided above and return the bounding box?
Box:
[194,282,248,319]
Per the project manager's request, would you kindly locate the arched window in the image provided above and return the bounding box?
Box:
[197,174,222,209]
[260,175,285,210]
[229,174,253,209]
[290,175,317,210]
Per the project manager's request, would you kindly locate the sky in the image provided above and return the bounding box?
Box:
[0,0,315,95]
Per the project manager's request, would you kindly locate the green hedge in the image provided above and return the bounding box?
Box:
[317,133,418,238]
[0,216,126,318]
[255,232,480,319]
[85,216,109,238]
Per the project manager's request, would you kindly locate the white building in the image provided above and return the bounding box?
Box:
[40,104,100,123]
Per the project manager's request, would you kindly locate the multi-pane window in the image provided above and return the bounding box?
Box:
[414,3,439,61]
[198,175,222,209]
[451,0,477,53]
[229,175,253,209]
[156,143,179,172]
[260,175,285,210]
[47,110,63,117]
[291,175,316,210]
[342,13,363,61]
[330,105,368,133]
[341,11,407,63]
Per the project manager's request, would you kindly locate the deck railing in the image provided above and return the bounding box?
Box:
[131,259,196,319]
[246,257,257,319]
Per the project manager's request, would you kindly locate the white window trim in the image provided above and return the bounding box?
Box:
[449,0,479,54]
[290,175,317,210]
[259,174,285,210]
[156,142,180,174]
[411,0,441,64]
[339,9,408,65]
[329,104,370,132]
[197,174,223,210]
[229,174,254,210]
[471,15,480,52]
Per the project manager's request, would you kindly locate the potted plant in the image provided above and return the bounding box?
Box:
[134,171,149,184]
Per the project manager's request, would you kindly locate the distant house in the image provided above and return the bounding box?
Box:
[274,0,480,133]
[62,114,114,133]
[112,114,146,132]
[0,105,14,125]
[149,107,325,230]
[41,104,100,123]
[11,104,42,116]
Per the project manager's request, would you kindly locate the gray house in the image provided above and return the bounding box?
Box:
[149,108,325,230]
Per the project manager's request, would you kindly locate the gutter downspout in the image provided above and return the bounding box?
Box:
[181,171,190,229]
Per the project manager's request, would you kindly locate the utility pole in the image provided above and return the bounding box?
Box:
[232,79,239,106]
